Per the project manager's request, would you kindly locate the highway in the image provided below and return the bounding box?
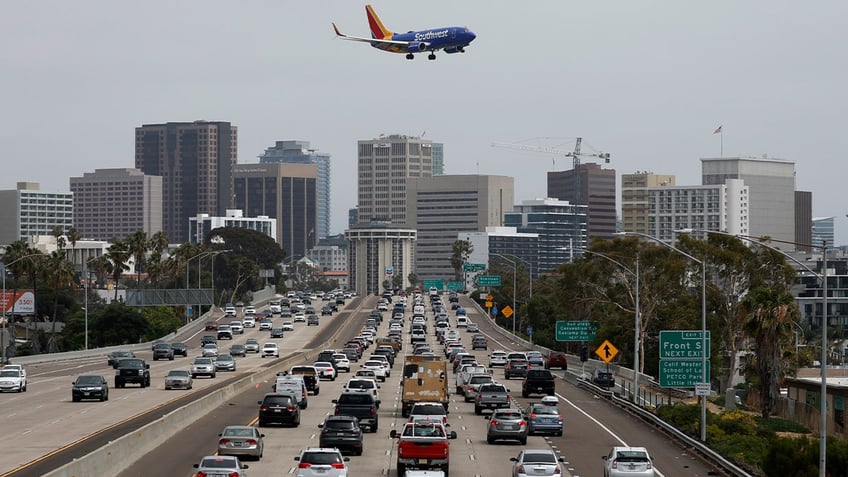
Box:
[1,293,721,476]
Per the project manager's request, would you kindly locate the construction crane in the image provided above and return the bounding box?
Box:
[491,137,611,170]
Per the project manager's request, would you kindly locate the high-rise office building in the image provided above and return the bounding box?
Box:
[432,143,445,175]
[812,216,835,250]
[547,163,617,241]
[345,224,416,295]
[795,191,813,251]
[0,182,74,246]
[259,140,331,239]
[504,198,587,273]
[621,173,676,235]
[701,156,795,246]
[232,162,317,260]
[69,168,162,241]
[357,134,433,225]
[135,121,237,243]
[406,175,514,281]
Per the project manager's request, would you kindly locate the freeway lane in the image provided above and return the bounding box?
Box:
[0,297,364,477]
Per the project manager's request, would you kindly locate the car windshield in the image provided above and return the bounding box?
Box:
[217,355,233,361]
[402,424,446,438]
[222,427,255,437]
[200,457,237,469]
[167,370,189,377]
[531,405,560,415]
[301,451,343,464]
[194,358,212,364]
[338,394,372,404]
[412,404,446,415]
[524,452,557,464]
[0,370,19,377]
[347,380,373,389]
[324,419,356,429]
[246,339,258,344]
[494,411,523,420]
[75,375,102,385]
[481,384,506,393]
[616,450,650,462]
[264,395,293,405]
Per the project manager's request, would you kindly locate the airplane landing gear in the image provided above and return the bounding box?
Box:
[427,53,436,60]
[406,53,414,60]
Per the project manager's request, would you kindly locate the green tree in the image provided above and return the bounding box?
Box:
[106,240,131,300]
[126,230,149,287]
[450,239,473,281]
[43,249,75,353]
[140,306,182,341]
[87,303,151,346]
[407,272,418,290]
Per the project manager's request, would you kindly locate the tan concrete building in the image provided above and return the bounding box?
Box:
[621,172,676,235]
[69,168,162,241]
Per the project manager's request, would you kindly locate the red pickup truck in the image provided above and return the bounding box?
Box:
[389,420,457,475]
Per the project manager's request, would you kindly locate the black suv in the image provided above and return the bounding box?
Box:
[152,342,174,361]
[115,358,151,388]
[257,393,301,427]
[593,369,615,388]
[318,415,364,455]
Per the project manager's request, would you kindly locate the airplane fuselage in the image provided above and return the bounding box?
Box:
[377,26,475,54]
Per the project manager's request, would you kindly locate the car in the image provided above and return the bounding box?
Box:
[262,343,280,358]
[472,337,488,350]
[489,350,509,367]
[593,369,616,388]
[193,455,248,477]
[466,322,479,332]
[201,343,219,357]
[152,342,174,361]
[456,316,469,327]
[164,369,193,390]
[510,449,566,477]
[332,353,351,372]
[191,357,216,378]
[71,374,108,401]
[242,316,256,328]
[107,350,136,368]
[201,334,217,346]
[293,448,350,477]
[318,415,364,456]
[244,305,256,315]
[602,446,656,477]
[218,425,265,460]
[486,408,528,444]
[355,369,377,379]
[526,351,546,368]
[407,401,449,426]
[259,318,273,331]
[524,398,564,436]
[224,306,237,317]
[230,344,247,357]
[217,324,234,340]
[313,361,337,380]
[504,358,531,380]
[294,312,306,323]
[307,315,320,326]
[215,354,237,371]
[282,321,295,331]
[321,306,334,316]
[0,368,27,393]
[546,351,568,370]
[245,338,260,353]
[171,342,188,357]
[204,320,218,331]
[229,321,244,334]
[270,328,285,338]
[343,378,381,406]
[257,393,300,427]
[114,358,151,388]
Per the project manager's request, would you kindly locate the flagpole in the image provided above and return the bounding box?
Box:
[720,131,723,157]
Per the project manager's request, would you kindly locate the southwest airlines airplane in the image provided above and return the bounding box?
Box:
[332,5,476,60]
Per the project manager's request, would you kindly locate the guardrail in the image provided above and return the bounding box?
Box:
[466,296,752,477]
[42,295,368,477]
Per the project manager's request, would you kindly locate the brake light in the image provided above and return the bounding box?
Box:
[245,439,257,445]
[558,414,563,420]
[370,406,377,416]
[490,419,499,426]
[530,413,537,419]
[519,420,527,427]
[260,405,269,411]
[476,394,482,401]
[286,406,297,411]
[334,407,340,415]
[331,463,345,469]
[554,466,561,474]
[196,472,207,477]
[611,459,618,469]
[517,465,525,473]
[219,438,230,445]
[298,462,312,469]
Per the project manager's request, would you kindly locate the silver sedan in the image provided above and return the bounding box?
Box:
[511,449,566,477]
[218,425,265,460]
[164,369,193,390]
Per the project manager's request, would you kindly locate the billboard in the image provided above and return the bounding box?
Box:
[0,290,35,315]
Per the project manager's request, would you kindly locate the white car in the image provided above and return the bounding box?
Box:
[244,306,256,315]
[466,322,479,332]
[224,306,237,317]
[201,343,219,357]
[332,353,351,372]
[259,319,273,331]
[343,378,381,405]
[362,360,388,382]
[282,321,295,332]
[293,312,306,323]
[242,316,256,328]
[489,350,509,367]
[2,364,26,378]
[313,361,337,381]
[229,321,244,334]
[0,368,27,392]
[456,316,469,327]
[602,446,656,477]
[261,343,280,358]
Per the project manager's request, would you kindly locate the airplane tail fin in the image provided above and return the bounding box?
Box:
[366,4,393,39]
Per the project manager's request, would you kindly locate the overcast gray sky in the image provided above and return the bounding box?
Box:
[2,1,847,243]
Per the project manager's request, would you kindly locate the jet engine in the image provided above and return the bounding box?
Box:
[406,41,428,53]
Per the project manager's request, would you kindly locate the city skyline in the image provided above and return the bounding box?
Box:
[2,1,846,243]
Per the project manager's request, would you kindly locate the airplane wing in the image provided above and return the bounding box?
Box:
[332,23,410,49]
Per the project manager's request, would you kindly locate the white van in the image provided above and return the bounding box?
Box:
[273,374,308,409]
[456,316,469,328]
[413,304,425,316]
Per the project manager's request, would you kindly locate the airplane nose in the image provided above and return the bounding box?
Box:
[468,31,477,42]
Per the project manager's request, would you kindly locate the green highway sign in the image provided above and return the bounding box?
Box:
[476,275,501,287]
[555,320,597,342]
[423,279,444,290]
[463,262,486,272]
[659,330,711,359]
[447,281,463,291]
[659,359,710,388]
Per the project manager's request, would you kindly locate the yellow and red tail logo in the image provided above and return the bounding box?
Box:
[366,5,393,39]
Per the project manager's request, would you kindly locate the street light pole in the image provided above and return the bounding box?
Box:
[82,256,101,351]
[619,231,708,442]
[679,228,828,476]
[583,249,641,404]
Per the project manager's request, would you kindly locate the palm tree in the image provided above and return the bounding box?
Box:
[741,286,799,418]
[450,239,473,281]
[105,240,131,301]
[126,231,149,288]
[66,226,81,269]
[45,249,74,353]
